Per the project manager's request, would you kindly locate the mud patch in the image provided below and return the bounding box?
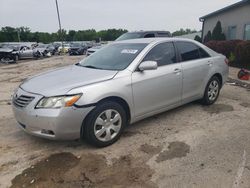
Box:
[240,102,250,108]
[140,144,162,155]
[11,152,156,188]
[203,104,234,114]
[156,142,190,162]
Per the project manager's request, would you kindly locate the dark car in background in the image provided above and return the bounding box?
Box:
[115,31,171,41]
[69,42,88,55]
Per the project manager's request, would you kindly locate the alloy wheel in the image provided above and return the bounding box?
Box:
[208,80,219,101]
[94,109,122,142]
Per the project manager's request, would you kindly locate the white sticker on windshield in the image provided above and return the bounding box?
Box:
[121,49,138,54]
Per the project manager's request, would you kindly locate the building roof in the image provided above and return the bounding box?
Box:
[200,0,250,21]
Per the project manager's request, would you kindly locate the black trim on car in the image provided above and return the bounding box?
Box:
[73,103,97,108]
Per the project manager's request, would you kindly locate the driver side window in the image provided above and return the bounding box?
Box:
[142,42,177,66]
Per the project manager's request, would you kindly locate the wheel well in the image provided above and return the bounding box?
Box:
[212,73,223,87]
[97,96,131,123]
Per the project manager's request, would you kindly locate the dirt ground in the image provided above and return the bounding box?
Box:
[0,56,250,188]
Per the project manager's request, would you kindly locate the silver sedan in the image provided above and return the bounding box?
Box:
[12,38,228,147]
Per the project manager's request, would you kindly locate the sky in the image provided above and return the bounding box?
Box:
[0,0,240,33]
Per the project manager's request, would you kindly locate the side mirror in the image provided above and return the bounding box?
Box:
[138,61,158,71]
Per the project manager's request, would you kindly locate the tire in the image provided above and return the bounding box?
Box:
[201,76,221,105]
[15,54,19,62]
[82,101,127,147]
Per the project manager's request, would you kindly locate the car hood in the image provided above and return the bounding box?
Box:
[21,65,118,96]
[0,48,14,53]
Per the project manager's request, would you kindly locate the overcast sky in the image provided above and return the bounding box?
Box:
[0,0,240,33]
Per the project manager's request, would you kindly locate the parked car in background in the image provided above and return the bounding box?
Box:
[87,31,172,55]
[58,43,70,54]
[69,42,88,55]
[0,43,35,63]
[86,45,104,56]
[33,43,56,57]
[12,38,228,147]
[115,31,171,41]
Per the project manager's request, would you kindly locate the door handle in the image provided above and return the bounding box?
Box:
[207,61,212,66]
[173,68,181,74]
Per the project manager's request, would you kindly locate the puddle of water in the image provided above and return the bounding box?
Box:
[140,144,162,155]
[11,152,156,188]
[203,104,234,114]
[156,142,190,162]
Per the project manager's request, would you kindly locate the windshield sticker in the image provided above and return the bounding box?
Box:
[121,49,138,54]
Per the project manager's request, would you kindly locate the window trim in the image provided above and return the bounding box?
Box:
[244,23,250,40]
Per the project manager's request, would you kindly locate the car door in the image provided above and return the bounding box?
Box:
[132,42,182,117]
[175,41,211,102]
[19,46,33,59]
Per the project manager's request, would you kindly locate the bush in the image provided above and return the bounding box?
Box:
[205,40,242,58]
[235,41,250,68]
[205,40,250,69]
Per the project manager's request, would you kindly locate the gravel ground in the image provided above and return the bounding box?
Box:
[0,56,250,188]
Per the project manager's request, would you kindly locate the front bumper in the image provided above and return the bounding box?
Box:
[12,88,94,140]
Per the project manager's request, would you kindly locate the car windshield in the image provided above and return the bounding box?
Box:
[78,43,147,70]
[115,33,142,41]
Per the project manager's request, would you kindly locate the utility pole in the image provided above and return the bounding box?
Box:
[17,29,21,42]
[55,0,64,50]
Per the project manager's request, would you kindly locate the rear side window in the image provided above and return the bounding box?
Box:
[199,47,210,58]
[176,42,201,62]
[144,33,155,38]
[142,42,177,66]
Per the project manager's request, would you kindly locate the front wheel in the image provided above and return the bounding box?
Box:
[201,76,221,105]
[82,101,127,147]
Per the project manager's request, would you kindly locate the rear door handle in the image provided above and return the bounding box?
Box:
[207,61,212,66]
[173,68,181,74]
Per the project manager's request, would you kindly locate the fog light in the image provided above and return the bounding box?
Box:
[41,129,55,135]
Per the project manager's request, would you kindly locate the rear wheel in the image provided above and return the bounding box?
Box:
[82,101,127,147]
[201,76,221,105]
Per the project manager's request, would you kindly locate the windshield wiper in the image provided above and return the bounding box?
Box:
[82,65,103,70]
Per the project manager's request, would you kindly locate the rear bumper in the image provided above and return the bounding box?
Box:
[12,88,94,140]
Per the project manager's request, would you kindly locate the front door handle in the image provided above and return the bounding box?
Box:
[173,68,181,74]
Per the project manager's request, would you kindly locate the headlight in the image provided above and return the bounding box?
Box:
[36,94,82,109]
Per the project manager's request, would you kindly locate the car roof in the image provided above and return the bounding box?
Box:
[114,37,197,44]
[128,31,170,34]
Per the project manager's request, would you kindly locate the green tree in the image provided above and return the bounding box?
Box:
[194,35,202,43]
[204,31,212,43]
[212,21,226,41]
[172,28,197,37]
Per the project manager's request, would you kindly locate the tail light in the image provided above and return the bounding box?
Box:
[224,58,229,65]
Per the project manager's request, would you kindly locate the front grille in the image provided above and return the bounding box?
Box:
[13,95,35,108]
